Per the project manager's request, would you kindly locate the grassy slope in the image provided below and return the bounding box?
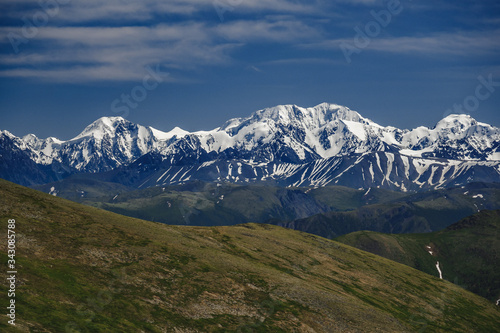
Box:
[336,210,500,302]
[1,179,499,332]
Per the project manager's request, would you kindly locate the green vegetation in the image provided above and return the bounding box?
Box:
[336,210,500,302]
[34,178,500,234]
[32,176,133,202]
[1,179,499,332]
[281,183,500,237]
[309,185,408,211]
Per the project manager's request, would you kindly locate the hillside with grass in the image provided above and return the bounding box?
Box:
[336,210,500,302]
[1,178,499,332]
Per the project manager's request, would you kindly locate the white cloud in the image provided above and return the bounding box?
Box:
[0,16,320,81]
[367,32,500,56]
[312,30,500,57]
[215,20,320,42]
[0,0,323,23]
[1,0,498,82]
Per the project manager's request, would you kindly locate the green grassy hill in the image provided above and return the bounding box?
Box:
[336,210,500,302]
[1,179,499,332]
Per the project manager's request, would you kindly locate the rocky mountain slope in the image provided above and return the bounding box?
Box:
[1,103,499,190]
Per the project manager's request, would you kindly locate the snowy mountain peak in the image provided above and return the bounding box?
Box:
[46,137,64,144]
[169,126,189,137]
[248,103,368,128]
[89,116,128,128]
[22,133,40,146]
[327,105,365,123]
[149,126,189,141]
[71,116,130,141]
[1,130,16,139]
[252,104,301,123]
[435,114,477,130]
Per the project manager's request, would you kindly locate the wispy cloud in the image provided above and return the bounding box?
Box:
[312,30,500,57]
[0,0,322,23]
[0,24,226,81]
[0,16,319,81]
[369,32,500,56]
[1,0,498,82]
[0,0,332,82]
[215,20,320,42]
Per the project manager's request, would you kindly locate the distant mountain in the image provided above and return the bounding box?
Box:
[1,103,499,189]
[336,209,500,302]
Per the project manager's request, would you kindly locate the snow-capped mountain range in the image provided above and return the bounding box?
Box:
[1,103,499,191]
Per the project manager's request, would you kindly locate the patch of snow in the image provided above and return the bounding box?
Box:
[49,186,57,196]
[399,149,423,158]
[150,126,188,141]
[342,120,367,141]
[436,261,443,279]
[488,152,500,161]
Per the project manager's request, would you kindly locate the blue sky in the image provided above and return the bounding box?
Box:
[0,0,499,139]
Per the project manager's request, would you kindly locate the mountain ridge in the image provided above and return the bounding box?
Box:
[1,103,499,189]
